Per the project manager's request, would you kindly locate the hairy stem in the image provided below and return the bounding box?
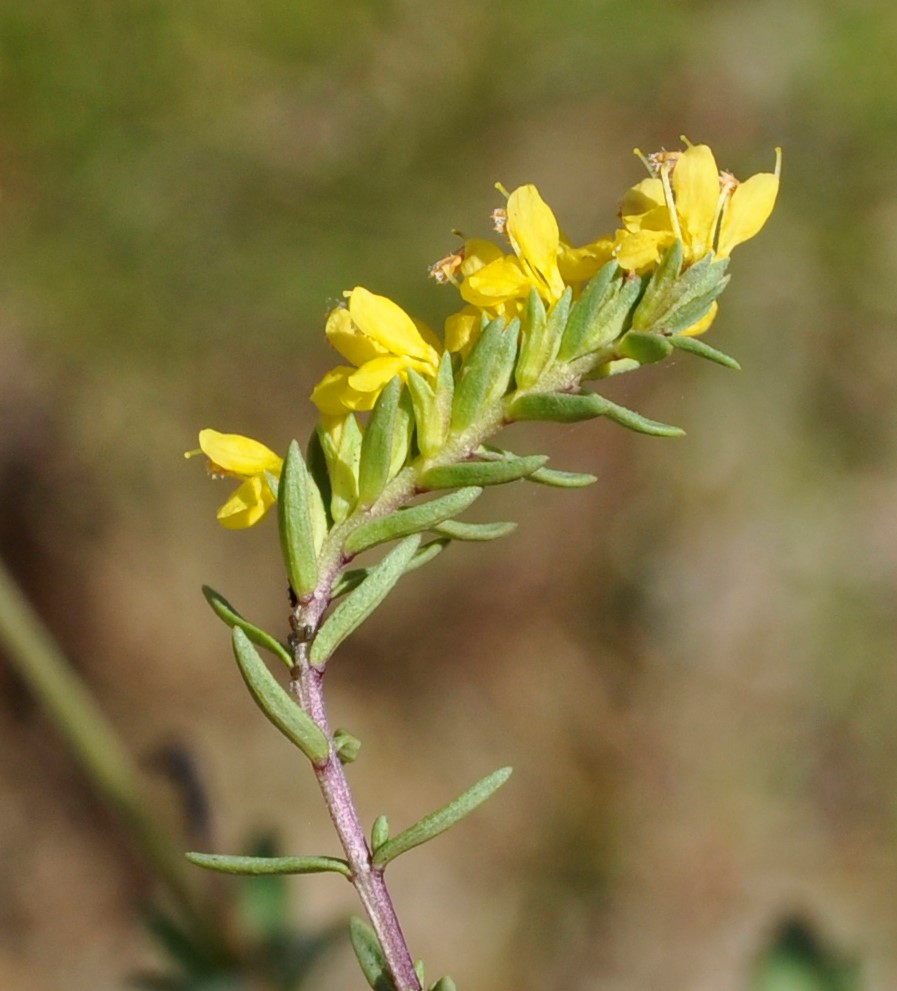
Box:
[290,613,420,991]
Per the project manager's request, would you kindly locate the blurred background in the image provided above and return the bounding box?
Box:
[1,1,895,988]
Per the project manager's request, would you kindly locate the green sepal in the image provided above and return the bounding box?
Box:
[420,453,547,488]
[344,487,481,556]
[667,333,741,370]
[306,428,334,527]
[415,960,426,987]
[557,261,644,361]
[516,286,571,389]
[372,766,512,869]
[406,369,440,459]
[332,539,448,598]
[432,519,517,541]
[371,814,390,852]
[231,629,330,764]
[630,240,684,330]
[333,727,362,764]
[633,248,730,334]
[429,979,457,991]
[527,466,598,488]
[358,377,401,508]
[451,317,519,434]
[277,441,321,598]
[185,850,351,878]
[617,330,674,365]
[434,350,455,443]
[317,413,362,524]
[310,535,422,665]
[202,585,292,669]
[349,917,397,991]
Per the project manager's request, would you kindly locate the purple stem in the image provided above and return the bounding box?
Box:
[290,626,420,991]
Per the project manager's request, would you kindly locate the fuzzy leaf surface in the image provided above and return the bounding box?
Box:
[277,441,320,597]
[185,851,351,878]
[203,586,292,668]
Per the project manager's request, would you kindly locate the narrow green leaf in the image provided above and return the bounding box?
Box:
[432,519,517,541]
[306,428,334,527]
[527,466,598,488]
[509,391,607,423]
[277,441,320,598]
[317,413,363,524]
[667,333,741,370]
[420,454,547,488]
[451,318,518,434]
[595,396,685,437]
[310,535,422,664]
[407,368,441,459]
[372,766,513,868]
[231,629,330,764]
[661,274,730,335]
[617,330,674,365]
[371,815,390,852]
[633,251,730,333]
[344,487,481,556]
[186,851,351,878]
[514,287,547,390]
[202,585,292,668]
[332,539,448,598]
[358,377,401,508]
[349,917,397,991]
[429,979,457,991]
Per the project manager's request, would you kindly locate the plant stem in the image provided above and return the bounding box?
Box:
[290,613,420,991]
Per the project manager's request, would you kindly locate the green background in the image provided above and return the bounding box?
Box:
[1,1,895,988]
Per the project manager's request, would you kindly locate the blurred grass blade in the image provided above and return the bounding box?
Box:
[349,917,398,991]
[310,535,421,664]
[372,766,512,868]
[232,629,330,764]
[344,487,481,555]
[202,585,292,668]
[186,851,351,878]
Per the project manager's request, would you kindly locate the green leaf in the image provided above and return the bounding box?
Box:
[371,814,390,851]
[186,850,351,878]
[617,330,674,365]
[509,390,607,423]
[306,428,334,527]
[420,454,547,488]
[667,333,741,370]
[333,727,362,764]
[527,466,598,488]
[310,535,422,664]
[372,766,513,868]
[317,413,363,524]
[432,519,517,541]
[332,539,448,598]
[630,240,684,330]
[557,261,644,361]
[407,368,440,459]
[231,629,330,764]
[661,273,730,335]
[277,441,320,598]
[451,317,519,434]
[344,487,481,556]
[358,377,401,508]
[349,917,397,991]
[202,585,292,669]
[516,286,571,389]
[429,979,457,991]
[633,250,730,334]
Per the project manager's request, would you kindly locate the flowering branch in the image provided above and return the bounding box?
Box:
[187,140,780,991]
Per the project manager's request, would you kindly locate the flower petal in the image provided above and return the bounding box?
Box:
[506,184,566,300]
[217,475,276,529]
[672,144,720,255]
[199,429,282,477]
[717,172,779,257]
[325,305,387,366]
[461,255,531,307]
[347,287,438,364]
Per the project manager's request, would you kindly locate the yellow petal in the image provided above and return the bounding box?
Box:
[680,300,718,337]
[620,178,665,230]
[613,228,673,273]
[217,475,276,529]
[199,429,282,477]
[461,255,531,307]
[445,307,482,356]
[310,366,363,416]
[460,238,504,277]
[347,287,438,363]
[558,237,614,283]
[672,144,720,255]
[325,305,387,366]
[347,355,410,396]
[506,184,566,301]
[717,172,779,257]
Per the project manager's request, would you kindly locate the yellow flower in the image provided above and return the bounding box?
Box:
[613,142,781,272]
[188,428,283,529]
[311,287,441,415]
